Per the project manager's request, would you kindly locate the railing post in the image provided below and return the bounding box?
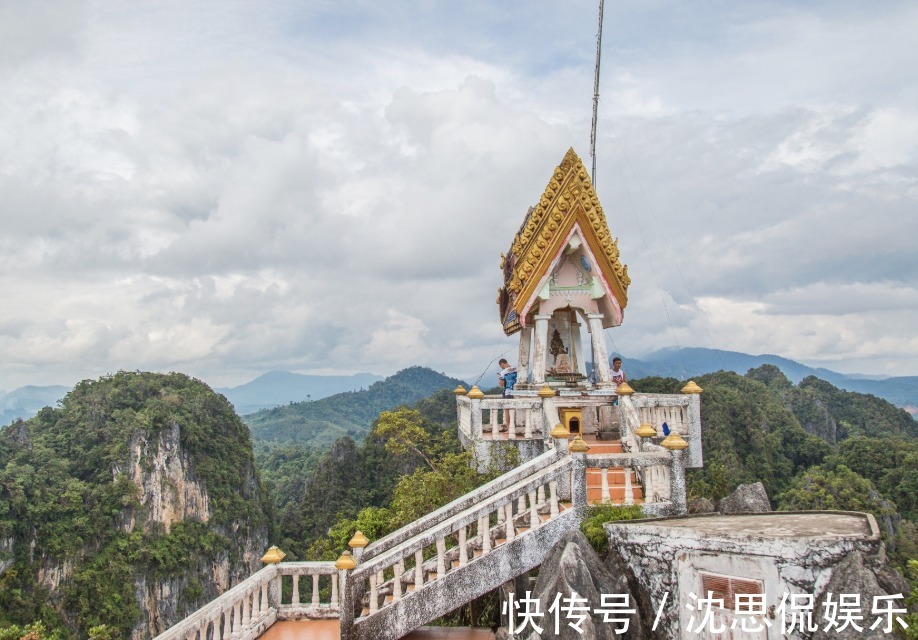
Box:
[312,573,320,606]
[571,452,588,517]
[393,561,404,601]
[242,591,251,627]
[645,466,655,503]
[479,514,491,554]
[549,480,560,518]
[436,537,446,579]
[528,490,538,529]
[470,392,483,439]
[369,573,379,613]
[624,468,634,505]
[669,449,687,514]
[601,468,610,503]
[458,526,468,566]
[338,568,354,640]
[231,601,241,636]
[291,572,300,605]
[331,572,339,606]
[414,550,424,590]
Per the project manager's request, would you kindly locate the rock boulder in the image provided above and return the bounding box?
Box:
[717,482,771,513]
[522,530,645,640]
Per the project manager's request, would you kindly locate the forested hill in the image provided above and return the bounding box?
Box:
[635,365,917,563]
[244,366,465,447]
[0,372,271,638]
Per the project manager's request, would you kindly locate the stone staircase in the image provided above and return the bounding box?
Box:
[153,392,695,640]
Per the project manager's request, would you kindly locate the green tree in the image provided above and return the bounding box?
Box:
[776,465,895,516]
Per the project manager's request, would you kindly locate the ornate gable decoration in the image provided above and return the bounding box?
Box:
[497,148,630,335]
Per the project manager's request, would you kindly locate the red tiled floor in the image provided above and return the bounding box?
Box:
[261,620,339,640]
[260,621,495,640]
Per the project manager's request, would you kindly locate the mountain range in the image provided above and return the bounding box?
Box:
[0,384,70,427]
[244,366,466,448]
[214,371,383,415]
[617,348,918,414]
[2,347,915,428]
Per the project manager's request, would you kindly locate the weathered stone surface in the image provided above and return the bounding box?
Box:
[524,530,645,640]
[687,496,715,514]
[604,512,883,639]
[717,481,771,513]
[812,551,907,640]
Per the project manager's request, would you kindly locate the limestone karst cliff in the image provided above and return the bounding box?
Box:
[0,372,271,639]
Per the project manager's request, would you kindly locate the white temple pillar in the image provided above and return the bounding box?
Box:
[570,315,586,377]
[531,314,552,385]
[517,326,532,386]
[587,313,612,385]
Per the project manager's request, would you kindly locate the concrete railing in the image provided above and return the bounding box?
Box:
[153,562,340,640]
[629,393,703,468]
[343,454,576,640]
[361,447,567,563]
[275,562,341,620]
[153,565,278,640]
[456,394,545,440]
[583,451,674,506]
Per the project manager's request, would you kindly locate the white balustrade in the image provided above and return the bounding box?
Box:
[347,455,571,621]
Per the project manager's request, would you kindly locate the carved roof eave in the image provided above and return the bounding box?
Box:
[517,223,624,329]
[499,149,630,335]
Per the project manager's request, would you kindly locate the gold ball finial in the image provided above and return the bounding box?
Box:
[635,422,657,438]
[660,432,689,451]
[348,531,369,548]
[467,386,485,399]
[681,380,703,394]
[550,423,571,439]
[334,551,357,571]
[453,385,467,396]
[568,435,590,453]
[261,545,286,564]
[537,385,556,398]
[615,382,634,396]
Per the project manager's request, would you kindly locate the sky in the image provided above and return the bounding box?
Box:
[1,0,917,391]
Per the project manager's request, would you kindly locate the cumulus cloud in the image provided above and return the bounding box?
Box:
[0,0,916,391]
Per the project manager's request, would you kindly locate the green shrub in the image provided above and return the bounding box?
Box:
[580,504,644,554]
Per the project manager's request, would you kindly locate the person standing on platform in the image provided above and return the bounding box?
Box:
[497,358,518,433]
[611,357,627,387]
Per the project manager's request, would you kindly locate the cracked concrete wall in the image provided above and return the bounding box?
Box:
[605,512,882,640]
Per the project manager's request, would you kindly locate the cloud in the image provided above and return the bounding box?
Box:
[0,0,916,391]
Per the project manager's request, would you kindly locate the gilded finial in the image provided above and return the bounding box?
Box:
[261,545,286,564]
[660,432,689,451]
[537,385,556,398]
[615,382,634,396]
[348,531,369,548]
[568,435,590,453]
[635,422,657,438]
[334,551,357,571]
[467,386,485,399]
[550,423,571,439]
[681,380,703,394]
[453,385,467,396]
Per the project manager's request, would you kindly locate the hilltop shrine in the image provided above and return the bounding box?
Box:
[156,149,891,640]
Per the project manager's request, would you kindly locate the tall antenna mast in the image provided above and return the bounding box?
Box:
[589,0,605,185]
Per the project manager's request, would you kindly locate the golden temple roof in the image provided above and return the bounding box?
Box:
[497,149,630,335]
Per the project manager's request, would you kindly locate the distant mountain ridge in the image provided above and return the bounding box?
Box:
[216,371,383,415]
[244,366,466,448]
[0,385,70,427]
[619,347,917,414]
